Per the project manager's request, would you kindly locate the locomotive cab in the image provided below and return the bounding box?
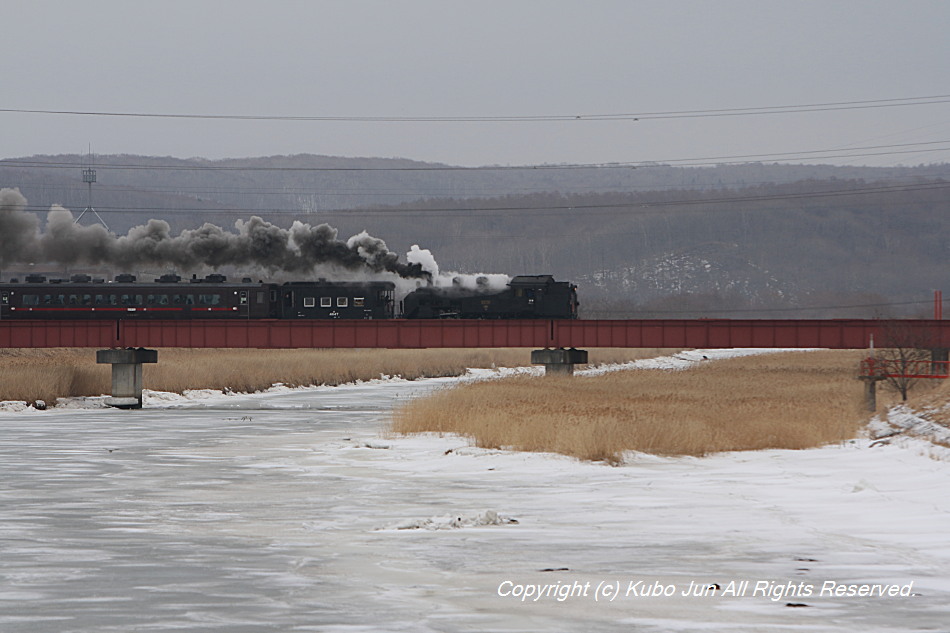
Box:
[508,275,579,319]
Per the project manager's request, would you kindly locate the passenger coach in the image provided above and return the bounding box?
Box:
[0,274,395,320]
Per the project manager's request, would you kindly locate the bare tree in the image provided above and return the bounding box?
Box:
[875,321,938,401]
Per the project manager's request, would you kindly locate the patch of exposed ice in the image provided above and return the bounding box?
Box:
[53,396,109,409]
[460,366,542,382]
[381,510,519,531]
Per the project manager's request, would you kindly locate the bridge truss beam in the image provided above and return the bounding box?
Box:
[3,319,950,350]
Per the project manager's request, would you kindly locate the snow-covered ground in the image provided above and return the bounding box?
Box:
[1,350,948,632]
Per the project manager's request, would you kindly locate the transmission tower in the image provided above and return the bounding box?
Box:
[74,152,109,230]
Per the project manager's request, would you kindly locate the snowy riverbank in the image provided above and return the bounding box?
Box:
[1,350,948,631]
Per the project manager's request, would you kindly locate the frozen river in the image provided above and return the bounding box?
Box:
[2,366,950,632]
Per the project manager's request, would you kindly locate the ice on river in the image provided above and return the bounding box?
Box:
[1,350,949,632]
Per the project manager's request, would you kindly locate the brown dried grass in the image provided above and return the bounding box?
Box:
[392,350,870,462]
[0,347,670,404]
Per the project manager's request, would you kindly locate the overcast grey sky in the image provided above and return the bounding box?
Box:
[3,0,949,166]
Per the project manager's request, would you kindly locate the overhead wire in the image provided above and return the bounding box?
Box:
[2,94,950,122]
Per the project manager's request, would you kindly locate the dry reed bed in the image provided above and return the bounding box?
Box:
[392,350,869,462]
[0,347,670,404]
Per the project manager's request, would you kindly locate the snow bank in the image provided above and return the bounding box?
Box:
[866,405,950,461]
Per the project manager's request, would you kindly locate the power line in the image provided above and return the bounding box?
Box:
[2,94,949,123]
[628,140,950,166]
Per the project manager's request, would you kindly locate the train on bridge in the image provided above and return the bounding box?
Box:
[0,273,579,321]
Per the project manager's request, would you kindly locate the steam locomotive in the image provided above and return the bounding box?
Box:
[0,273,579,320]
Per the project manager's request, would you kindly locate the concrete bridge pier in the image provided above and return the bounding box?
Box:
[859,375,885,412]
[96,348,158,409]
[531,348,588,376]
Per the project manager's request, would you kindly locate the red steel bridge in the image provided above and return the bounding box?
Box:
[3,318,950,350]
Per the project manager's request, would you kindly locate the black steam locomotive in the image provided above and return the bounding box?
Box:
[0,273,578,320]
[402,275,578,319]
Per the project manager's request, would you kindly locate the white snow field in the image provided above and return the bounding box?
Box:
[1,351,949,632]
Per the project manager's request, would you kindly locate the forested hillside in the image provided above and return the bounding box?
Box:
[325,179,950,318]
[2,154,949,318]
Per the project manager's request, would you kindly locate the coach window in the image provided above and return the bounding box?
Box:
[173,295,183,305]
[54,295,65,306]
[256,291,265,304]
[303,296,316,308]
[185,295,196,305]
[337,296,348,308]
[23,295,38,306]
[320,297,332,308]
[82,294,92,306]
[354,297,365,307]
[68,295,79,305]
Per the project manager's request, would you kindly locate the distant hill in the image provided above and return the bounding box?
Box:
[3,154,950,318]
[4,153,949,226]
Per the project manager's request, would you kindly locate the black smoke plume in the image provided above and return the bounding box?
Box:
[0,188,427,279]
